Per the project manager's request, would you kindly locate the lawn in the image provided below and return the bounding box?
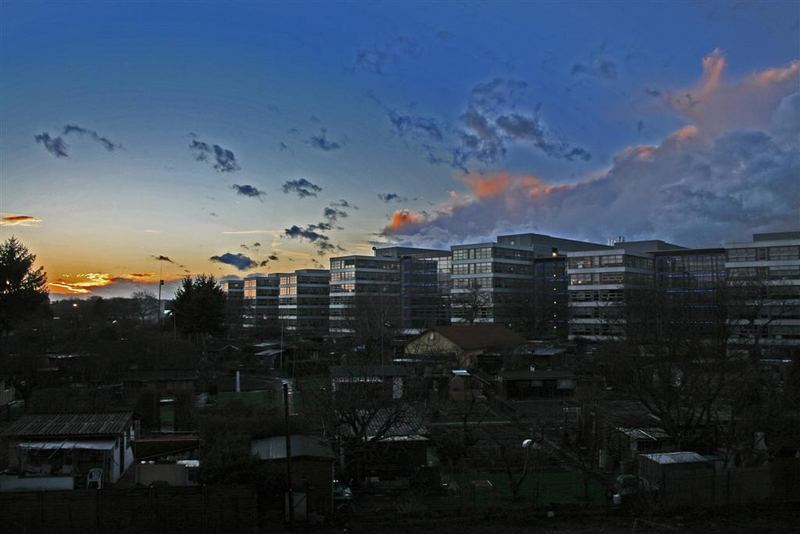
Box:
[453,468,606,507]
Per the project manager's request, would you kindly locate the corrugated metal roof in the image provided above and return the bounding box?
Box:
[615,427,671,441]
[17,439,116,451]
[338,406,427,440]
[640,451,707,464]
[251,435,335,461]
[2,412,133,438]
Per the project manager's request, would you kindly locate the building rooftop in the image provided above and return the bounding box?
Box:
[428,324,527,351]
[2,412,133,438]
[615,427,671,442]
[497,232,608,252]
[639,451,708,464]
[612,240,686,253]
[373,246,450,258]
[251,435,335,461]
[753,231,800,242]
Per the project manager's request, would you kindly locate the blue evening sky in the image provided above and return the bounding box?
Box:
[1,0,798,296]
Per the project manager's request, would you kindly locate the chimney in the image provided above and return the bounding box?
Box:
[235,370,241,393]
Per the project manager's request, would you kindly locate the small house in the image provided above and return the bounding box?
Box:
[498,369,577,399]
[251,435,336,518]
[1,412,136,491]
[405,325,526,369]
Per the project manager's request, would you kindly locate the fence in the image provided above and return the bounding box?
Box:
[0,485,258,533]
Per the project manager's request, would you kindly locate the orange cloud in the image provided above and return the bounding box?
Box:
[48,272,177,295]
[388,209,426,232]
[617,145,658,162]
[668,125,699,142]
[748,59,800,87]
[667,49,799,134]
[518,175,570,198]
[462,173,511,199]
[49,273,115,295]
[1,214,42,226]
[697,48,726,98]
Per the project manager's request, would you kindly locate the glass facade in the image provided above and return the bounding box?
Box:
[278,269,329,335]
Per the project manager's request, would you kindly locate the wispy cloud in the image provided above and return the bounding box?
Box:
[282,178,322,198]
[1,214,42,226]
[35,125,121,158]
[151,255,175,264]
[34,133,69,158]
[284,224,341,255]
[378,193,408,203]
[571,43,618,81]
[323,206,348,223]
[330,199,358,209]
[308,128,342,151]
[209,252,258,270]
[352,35,420,75]
[189,136,240,172]
[375,78,590,172]
[221,229,282,235]
[62,124,121,151]
[231,184,266,199]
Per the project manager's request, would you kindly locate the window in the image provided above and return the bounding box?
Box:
[769,246,800,261]
[728,248,757,262]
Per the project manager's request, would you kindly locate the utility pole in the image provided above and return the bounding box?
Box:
[283,383,294,531]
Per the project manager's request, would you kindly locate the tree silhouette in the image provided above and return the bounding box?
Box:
[0,237,48,340]
[172,274,225,347]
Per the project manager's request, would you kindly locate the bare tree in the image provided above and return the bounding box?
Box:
[132,290,159,325]
[451,280,492,325]
[303,368,424,486]
[602,281,740,450]
[341,293,400,362]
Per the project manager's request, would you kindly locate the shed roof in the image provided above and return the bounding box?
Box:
[615,427,671,441]
[639,451,708,464]
[2,412,133,438]
[251,435,335,461]
[424,325,526,351]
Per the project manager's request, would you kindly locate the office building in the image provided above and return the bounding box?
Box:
[278,269,330,336]
[242,274,280,330]
[329,246,451,335]
[451,233,604,335]
[724,232,800,350]
[567,240,683,341]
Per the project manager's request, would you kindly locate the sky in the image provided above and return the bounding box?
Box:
[1,0,798,298]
